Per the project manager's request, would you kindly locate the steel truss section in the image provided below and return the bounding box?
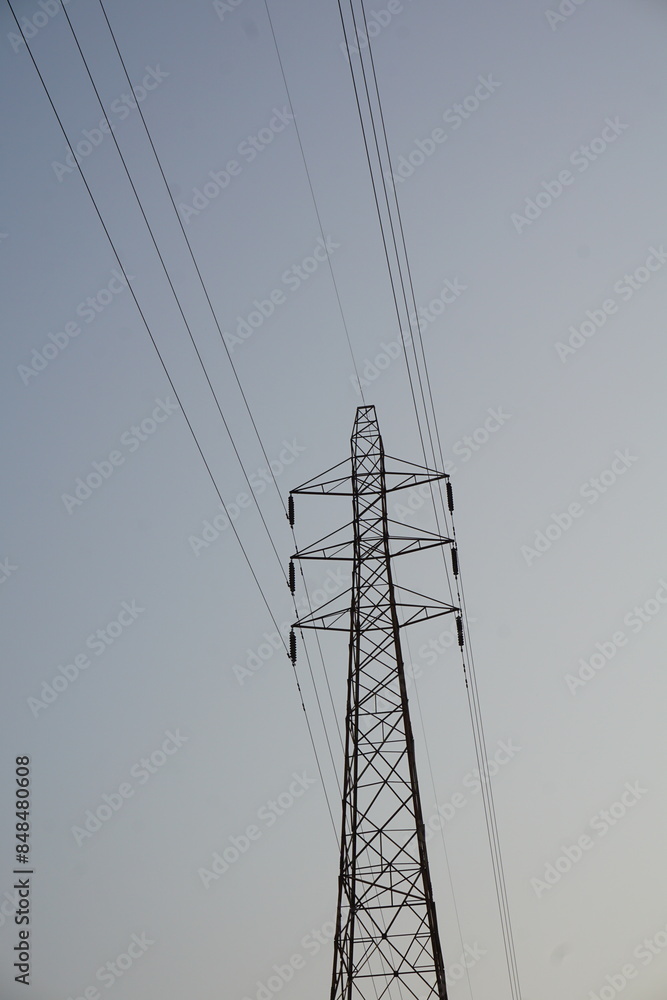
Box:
[290,405,459,1000]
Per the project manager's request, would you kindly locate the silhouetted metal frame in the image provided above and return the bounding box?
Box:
[290,406,455,999]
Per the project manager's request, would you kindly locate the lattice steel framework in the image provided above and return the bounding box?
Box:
[290,405,462,1000]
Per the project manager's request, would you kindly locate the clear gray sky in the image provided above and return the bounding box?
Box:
[2,0,667,998]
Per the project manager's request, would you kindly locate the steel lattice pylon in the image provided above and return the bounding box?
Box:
[289,405,461,1000]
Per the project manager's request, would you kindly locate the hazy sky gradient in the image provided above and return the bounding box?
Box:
[2,1,667,998]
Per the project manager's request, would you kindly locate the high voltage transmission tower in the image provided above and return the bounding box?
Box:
[288,405,462,1000]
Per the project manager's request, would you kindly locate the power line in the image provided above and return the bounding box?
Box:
[337,2,524,996]
[262,0,366,405]
[6,0,339,840]
[348,0,441,476]
[58,2,351,805]
[335,0,430,472]
[364,2,525,985]
[400,614,475,1000]
[358,1,525,982]
[59,0,288,586]
[61,0,344,805]
[88,0,345,828]
[96,0,345,759]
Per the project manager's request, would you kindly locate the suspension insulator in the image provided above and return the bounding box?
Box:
[289,629,297,664]
[288,495,295,526]
[456,615,464,648]
[446,480,454,513]
[288,560,296,594]
[451,546,459,578]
